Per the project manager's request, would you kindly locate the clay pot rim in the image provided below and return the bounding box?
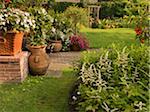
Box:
[27,45,46,49]
[7,31,24,34]
[49,40,62,43]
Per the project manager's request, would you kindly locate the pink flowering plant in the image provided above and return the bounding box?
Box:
[69,34,89,50]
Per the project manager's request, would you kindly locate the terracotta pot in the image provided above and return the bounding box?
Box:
[0,31,24,56]
[50,40,62,52]
[71,44,81,51]
[28,46,49,76]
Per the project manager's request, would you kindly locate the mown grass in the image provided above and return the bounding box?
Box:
[0,69,77,112]
[81,28,138,48]
[0,28,139,112]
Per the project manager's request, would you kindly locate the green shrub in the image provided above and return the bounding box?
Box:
[71,45,149,112]
[64,6,89,33]
[50,2,75,12]
[51,12,72,34]
[98,14,149,29]
[99,0,149,19]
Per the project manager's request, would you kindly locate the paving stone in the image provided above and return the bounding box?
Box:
[47,49,100,77]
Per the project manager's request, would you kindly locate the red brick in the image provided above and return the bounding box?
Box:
[0,52,29,83]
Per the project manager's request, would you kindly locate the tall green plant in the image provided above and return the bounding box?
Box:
[64,6,89,34]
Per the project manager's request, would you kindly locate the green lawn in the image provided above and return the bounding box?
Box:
[0,69,77,112]
[0,28,139,112]
[81,28,138,48]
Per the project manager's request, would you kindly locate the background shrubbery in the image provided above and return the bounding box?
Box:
[0,0,148,29]
[71,45,149,112]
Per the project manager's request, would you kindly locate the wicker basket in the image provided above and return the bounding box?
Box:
[0,31,24,56]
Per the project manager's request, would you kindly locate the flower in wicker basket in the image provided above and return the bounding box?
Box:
[0,8,35,33]
[0,4,35,55]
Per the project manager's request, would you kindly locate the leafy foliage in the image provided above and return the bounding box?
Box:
[51,12,72,34]
[0,8,35,33]
[135,27,150,44]
[64,6,89,33]
[71,45,149,112]
[99,0,149,19]
[28,7,53,46]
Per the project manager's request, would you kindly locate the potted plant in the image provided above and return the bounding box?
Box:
[69,34,89,51]
[46,12,73,53]
[0,2,35,55]
[64,6,89,51]
[46,27,64,52]
[27,7,53,76]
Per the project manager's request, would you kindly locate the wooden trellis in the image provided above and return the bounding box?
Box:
[88,5,100,27]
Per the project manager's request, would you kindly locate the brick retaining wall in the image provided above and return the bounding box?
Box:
[0,52,29,83]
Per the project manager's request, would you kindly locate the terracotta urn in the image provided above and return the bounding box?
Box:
[28,45,49,76]
[49,40,62,52]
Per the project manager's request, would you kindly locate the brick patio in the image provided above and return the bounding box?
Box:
[47,49,100,77]
[47,51,81,77]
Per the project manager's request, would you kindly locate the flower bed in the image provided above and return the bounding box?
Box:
[70,45,149,112]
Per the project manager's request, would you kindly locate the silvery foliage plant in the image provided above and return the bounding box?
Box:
[75,45,149,112]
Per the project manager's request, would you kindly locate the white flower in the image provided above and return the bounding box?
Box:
[21,22,24,25]
[6,20,9,24]
[72,96,77,100]
[0,14,4,20]
[16,19,20,24]
[41,8,46,14]
[0,8,36,32]
[24,12,30,16]
[24,24,29,28]
[4,14,8,17]
[0,22,5,25]
[77,92,81,95]
[50,17,54,23]
[51,27,56,33]
[32,24,36,29]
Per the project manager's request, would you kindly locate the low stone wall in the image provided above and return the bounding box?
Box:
[0,52,29,83]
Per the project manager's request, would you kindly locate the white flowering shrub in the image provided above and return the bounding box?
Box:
[28,7,54,46]
[0,8,35,32]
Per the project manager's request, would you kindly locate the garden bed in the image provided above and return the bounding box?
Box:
[69,45,149,112]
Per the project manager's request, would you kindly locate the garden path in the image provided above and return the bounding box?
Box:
[46,51,80,77]
[46,49,99,77]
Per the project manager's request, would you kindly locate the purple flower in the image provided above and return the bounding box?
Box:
[69,34,89,50]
